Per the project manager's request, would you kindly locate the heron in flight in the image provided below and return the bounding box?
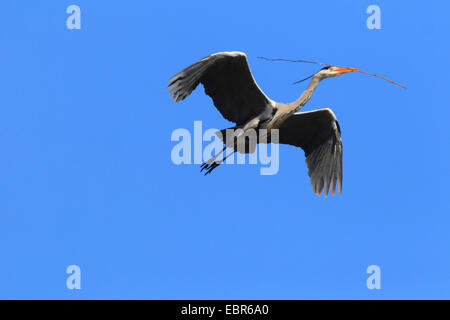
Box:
[167,52,367,196]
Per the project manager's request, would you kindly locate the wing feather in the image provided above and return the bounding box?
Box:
[278,108,343,197]
[168,52,273,126]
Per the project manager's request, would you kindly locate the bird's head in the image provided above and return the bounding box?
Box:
[289,60,406,88]
[257,56,406,88]
[316,66,359,79]
[293,65,359,85]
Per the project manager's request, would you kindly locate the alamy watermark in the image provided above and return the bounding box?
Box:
[366,5,381,30]
[171,121,280,175]
[66,5,81,30]
[366,265,381,290]
[66,265,81,290]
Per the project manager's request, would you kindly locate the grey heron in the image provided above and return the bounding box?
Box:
[167,51,400,196]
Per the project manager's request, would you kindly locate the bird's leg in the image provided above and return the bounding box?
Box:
[201,119,260,175]
[200,146,227,172]
[204,151,235,176]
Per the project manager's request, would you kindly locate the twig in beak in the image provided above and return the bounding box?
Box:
[257,56,407,89]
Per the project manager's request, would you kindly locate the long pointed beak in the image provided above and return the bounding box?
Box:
[334,67,359,74]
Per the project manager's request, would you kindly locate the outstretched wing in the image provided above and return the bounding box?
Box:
[167,52,273,126]
[278,108,343,197]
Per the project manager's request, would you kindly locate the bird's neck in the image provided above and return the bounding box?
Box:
[288,76,321,114]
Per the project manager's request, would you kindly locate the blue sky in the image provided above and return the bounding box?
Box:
[0,0,449,299]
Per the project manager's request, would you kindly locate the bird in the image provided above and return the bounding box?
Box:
[167,51,359,197]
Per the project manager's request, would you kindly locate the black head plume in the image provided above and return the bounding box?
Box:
[293,74,315,85]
